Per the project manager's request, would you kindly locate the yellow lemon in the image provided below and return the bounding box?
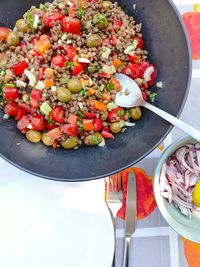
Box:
[192,179,200,207]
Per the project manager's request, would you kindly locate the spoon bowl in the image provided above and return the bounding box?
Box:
[115,73,200,143]
[115,73,145,108]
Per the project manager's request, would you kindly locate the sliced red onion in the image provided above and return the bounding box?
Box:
[175,146,187,162]
[159,142,200,218]
[195,143,200,167]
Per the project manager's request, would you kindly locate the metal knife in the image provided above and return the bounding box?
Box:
[122,171,137,267]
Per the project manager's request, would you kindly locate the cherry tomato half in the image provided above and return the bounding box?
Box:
[31,115,45,130]
[3,87,18,101]
[42,11,64,27]
[30,89,42,109]
[108,107,124,122]
[50,107,64,123]
[65,45,76,62]
[15,108,27,121]
[62,17,81,35]
[17,115,30,133]
[121,63,143,80]
[51,55,66,68]
[45,120,57,130]
[71,62,83,76]
[18,103,36,114]
[134,36,144,49]
[93,118,103,131]
[61,124,78,136]
[4,102,19,116]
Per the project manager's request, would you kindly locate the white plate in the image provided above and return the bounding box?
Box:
[0,158,114,267]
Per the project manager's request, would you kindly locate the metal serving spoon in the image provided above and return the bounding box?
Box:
[115,73,200,143]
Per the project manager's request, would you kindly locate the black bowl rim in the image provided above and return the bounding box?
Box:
[0,0,192,182]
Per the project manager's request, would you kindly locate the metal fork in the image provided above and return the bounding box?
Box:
[105,173,123,225]
[105,173,123,267]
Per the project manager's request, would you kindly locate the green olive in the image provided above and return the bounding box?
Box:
[101,110,108,121]
[61,137,79,149]
[67,79,82,93]
[42,133,54,146]
[6,31,20,46]
[110,122,122,133]
[93,14,109,29]
[15,19,29,33]
[130,107,142,120]
[86,34,102,48]
[26,130,41,143]
[85,132,102,146]
[103,1,112,10]
[56,87,72,102]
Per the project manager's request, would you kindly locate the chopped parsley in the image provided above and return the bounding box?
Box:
[88,64,100,74]
[77,8,86,19]
[77,111,84,118]
[65,61,78,69]
[47,117,55,124]
[148,92,157,102]
[25,10,34,27]
[79,86,89,97]
[106,82,115,92]
[92,134,101,145]
[117,110,125,116]
[78,125,84,133]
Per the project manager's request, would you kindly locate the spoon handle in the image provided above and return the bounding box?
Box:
[144,102,200,142]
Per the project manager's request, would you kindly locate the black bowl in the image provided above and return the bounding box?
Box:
[0,0,191,181]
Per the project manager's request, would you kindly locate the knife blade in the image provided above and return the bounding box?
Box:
[122,171,137,267]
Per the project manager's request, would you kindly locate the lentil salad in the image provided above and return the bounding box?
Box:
[0,0,157,149]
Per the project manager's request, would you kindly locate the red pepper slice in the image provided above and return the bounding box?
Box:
[10,61,28,76]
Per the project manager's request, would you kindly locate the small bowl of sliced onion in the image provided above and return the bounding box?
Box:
[153,136,200,243]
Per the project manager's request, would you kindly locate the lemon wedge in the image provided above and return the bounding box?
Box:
[192,179,200,207]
